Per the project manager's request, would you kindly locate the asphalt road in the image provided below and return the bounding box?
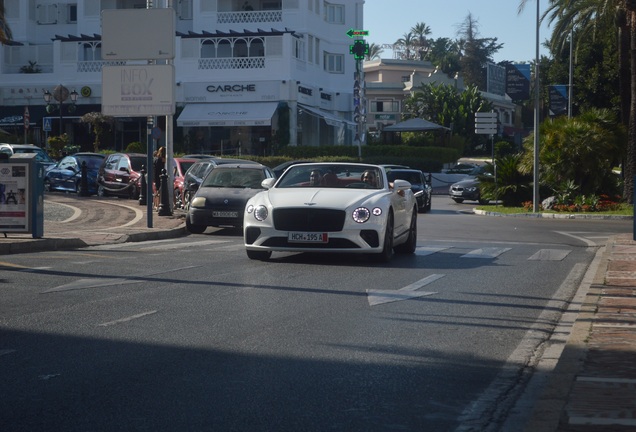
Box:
[0,197,632,431]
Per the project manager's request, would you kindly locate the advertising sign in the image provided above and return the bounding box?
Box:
[506,64,531,101]
[549,85,568,117]
[0,162,29,231]
[487,63,506,96]
[102,65,175,116]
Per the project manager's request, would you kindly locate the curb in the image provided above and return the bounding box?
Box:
[473,209,633,220]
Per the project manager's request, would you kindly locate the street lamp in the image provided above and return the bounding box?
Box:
[43,85,79,136]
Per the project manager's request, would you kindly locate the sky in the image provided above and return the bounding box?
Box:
[363,0,551,63]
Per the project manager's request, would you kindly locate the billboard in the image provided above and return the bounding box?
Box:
[102,65,175,116]
[101,9,175,61]
[549,85,568,117]
[506,64,531,101]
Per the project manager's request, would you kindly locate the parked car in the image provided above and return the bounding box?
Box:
[444,163,478,174]
[181,157,260,210]
[172,157,197,209]
[386,168,432,213]
[186,163,275,233]
[0,143,56,170]
[243,162,418,262]
[449,166,490,204]
[44,152,105,195]
[97,152,146,199]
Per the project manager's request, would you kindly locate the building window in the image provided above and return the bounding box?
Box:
[371,100,400,113]
[401,75,410,83]
[308,35,314,63]
[67,4,77,23]
[178,0,193,20]
[324,2,344,24]
[294,38,306,61]
[315,38,320,64]
[37,4,58,24]
[324,52,343,73]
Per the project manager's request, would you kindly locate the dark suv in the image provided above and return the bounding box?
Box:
[97,153,146,199]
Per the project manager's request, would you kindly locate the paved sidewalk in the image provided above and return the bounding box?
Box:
[0,193,186,255]
[1,194,635,431]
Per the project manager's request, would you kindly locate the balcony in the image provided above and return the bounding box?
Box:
[217,10,282,24]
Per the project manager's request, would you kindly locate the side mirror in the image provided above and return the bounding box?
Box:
[392,179,411,191]
[261,178,276,189]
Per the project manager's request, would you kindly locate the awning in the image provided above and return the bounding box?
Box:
[177,102,279,127]
[299,104,356,128]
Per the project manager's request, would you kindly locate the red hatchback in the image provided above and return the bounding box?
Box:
[97,153,146,199]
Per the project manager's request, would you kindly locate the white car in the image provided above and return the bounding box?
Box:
[243,163,418,262]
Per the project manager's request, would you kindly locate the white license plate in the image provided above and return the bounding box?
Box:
[288,232,328,243]
[212,211,238,218]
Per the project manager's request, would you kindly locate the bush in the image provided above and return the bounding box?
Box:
[125,141,146,153]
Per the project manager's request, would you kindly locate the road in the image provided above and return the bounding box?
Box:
[0,197,631,431]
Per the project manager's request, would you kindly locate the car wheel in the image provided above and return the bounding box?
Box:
[478,198,490,205]
[395,208,417,254]
[97,184,107,197]
[174,189,183,209]
[452,198,464,203]
[425,197,432,212]
[44,179,52,193]
[186,217,207,234]
[374,212,394,263]
[129,183,139,200]
[246,249,272,261]
[183,191,192,211]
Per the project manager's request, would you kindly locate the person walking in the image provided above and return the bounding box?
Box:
[153,146,166,210]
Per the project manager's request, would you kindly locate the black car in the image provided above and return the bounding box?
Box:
[44,152,105,195]
[386,168,432,213]
[186,163,275,233]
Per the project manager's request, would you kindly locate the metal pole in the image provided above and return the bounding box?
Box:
[533,0,540,212]
[568,28,573,118]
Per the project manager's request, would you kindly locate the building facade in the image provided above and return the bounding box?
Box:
[0,0,363,155]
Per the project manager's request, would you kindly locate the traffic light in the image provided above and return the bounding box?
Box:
[349,40,368,60]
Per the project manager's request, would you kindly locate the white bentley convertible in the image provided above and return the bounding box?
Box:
[243,163,418,261]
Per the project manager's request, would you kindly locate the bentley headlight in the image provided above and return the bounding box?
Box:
[246,205,254,214]
[352,207,371,223]
[191,197,206,208]
[372,207,382,216]
[254,205,268,221]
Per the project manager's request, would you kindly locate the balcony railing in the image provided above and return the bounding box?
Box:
[77,60,127,73]
[199,57,265,70]
[217,10,282,24]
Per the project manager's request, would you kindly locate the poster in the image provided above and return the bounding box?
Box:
[0,162,29,231]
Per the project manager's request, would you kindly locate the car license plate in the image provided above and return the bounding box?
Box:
[212,211,238,218]
[288,232,328,243]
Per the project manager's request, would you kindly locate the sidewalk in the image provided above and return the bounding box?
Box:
[0,193,186,255]
[1,194,635,431]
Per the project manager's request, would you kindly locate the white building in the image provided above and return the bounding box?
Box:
[0,0,364,155]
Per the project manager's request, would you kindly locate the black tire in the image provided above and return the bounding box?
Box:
[452,198,464,203]
[97,184,107,197]
[186,217,207,234]
[183,190,193,211]
[425,196,432,212]
[374,212,394,263]
[246,249,272,260]
[395,208,417,254]
[128,183,139,200]
[478,198,490,205]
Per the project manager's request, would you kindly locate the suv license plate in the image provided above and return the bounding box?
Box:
[288,232,328,243]
[213,211,238,218]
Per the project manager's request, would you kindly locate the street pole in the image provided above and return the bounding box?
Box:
[533,0,541,213]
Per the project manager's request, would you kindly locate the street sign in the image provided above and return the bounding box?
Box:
[346,29,369,38]
[475,112,497,119]
[350,40,369,60]
[475,112,497,135]
[43,117,52,132]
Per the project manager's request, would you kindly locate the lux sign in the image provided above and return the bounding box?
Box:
[207,84,256,93]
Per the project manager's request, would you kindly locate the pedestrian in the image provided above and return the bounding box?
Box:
[153,146,166,210]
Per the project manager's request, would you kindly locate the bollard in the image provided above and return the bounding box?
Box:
[158,168,172,216]
[78,161,89,196]
[139,166,147,206]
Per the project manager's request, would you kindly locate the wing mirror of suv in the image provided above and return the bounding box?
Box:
[119,167,130,173]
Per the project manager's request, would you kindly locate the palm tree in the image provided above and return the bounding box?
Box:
[519,0,636,202]
[394,32,416,60]
[365,43,384,61]
[0,0,13,44]
[410,22,432,60]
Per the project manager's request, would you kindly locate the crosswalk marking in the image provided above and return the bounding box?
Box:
[528,249,571,261]
[461,247,511,259]
[415,246,451,256]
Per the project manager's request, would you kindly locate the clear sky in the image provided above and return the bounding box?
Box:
[363,0,551,63]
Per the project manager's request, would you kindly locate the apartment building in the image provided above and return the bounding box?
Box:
[0,0,363,154]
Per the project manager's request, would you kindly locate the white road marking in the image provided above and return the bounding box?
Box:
[51,201,82,223]
[367,274,443,306]
[528,249,572,261]
[461,247,511,259]
[415,246,452,256]
[97,310,158,327]
[554,231,597,247]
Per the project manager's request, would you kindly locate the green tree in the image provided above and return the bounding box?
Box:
[479,154,533,207]
[81,112,115,152]
[518,108,625,196]
[394,31,416,60]
[428,37,462,76]
[410,22,432,60]
[456,13,503,90]
[365,42,384,60]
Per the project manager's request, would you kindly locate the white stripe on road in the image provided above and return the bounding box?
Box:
[527,249,572,261]
[461,247,511,259]
[97,310,158,327]
[367,274,443,306]
[415,246,451,256]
